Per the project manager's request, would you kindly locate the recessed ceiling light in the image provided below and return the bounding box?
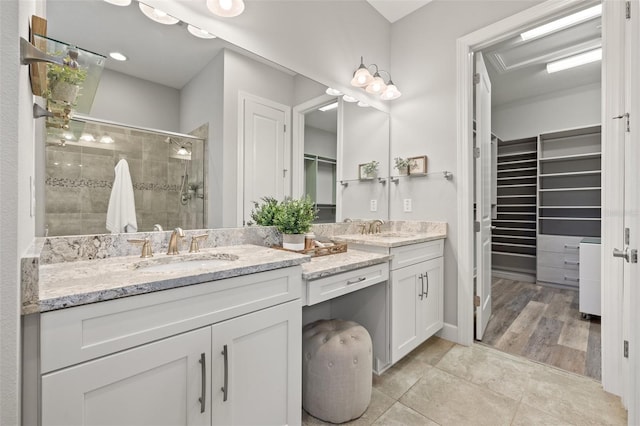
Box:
[138,3,179,25]
[521,4,602,41]
[319,102,338,112]
[187,24,217,39]
[546,48,602,73]
[342,95,358,103]
[80,133,96,142]
[100,134,115,144]
[325,88,342,96]
[104,0,131,6]
[109,52,127,61]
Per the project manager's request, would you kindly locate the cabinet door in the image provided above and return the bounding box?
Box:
[390,262,424,364]
[420,257,444,340]
[42,327,211,426]
[211,300,301,426]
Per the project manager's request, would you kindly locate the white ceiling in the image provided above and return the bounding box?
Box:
[366,0,432,23]
[483,11,602,107]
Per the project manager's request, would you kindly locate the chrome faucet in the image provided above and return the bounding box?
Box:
[167,227,185,255]
[153,224,163,232]
[371,219,385,234]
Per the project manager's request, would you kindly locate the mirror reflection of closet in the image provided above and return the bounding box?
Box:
[303,103,337,223]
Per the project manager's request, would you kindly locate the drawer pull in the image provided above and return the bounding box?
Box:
[347,277,366,285]
[564,276,579,282]
[198,353,206,413]
[564,260,579,265]
[564,244,580,250]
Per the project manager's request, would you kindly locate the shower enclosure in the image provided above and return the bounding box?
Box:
[44,117,207,236]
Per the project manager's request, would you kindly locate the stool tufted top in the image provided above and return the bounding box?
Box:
[302,319,372,357]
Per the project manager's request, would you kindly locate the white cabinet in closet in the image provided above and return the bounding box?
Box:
[492,137,538,279]
[537,125,602,288]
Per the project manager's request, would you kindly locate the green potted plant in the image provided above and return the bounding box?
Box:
[249,196,280,226]
[360,160,380,179]
[394,157,411,176]
[273,196,317,250]
[46,57,87,105]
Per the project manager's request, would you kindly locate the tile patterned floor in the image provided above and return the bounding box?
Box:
[302,336,627,425]
[482,277,601,380]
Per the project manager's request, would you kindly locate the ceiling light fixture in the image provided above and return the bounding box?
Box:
[319,102,339,112]
[187,24,217,39]
[520,4,602,41]
[350,57,401,100]
[206,0,245,18]
[546,48,602,73]
[109,52,127,61]
[138,2,179,25]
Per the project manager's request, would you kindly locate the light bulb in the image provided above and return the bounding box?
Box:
[380,82,402,100]
[206,0,245,17]
[219,0,232,10]
[365,74,387,94]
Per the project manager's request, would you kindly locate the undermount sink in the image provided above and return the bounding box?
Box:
[133,252,239,273]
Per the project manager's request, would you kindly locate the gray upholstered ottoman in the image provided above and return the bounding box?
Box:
[302,319,372,423]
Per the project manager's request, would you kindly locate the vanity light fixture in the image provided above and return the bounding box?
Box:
[177,146,190,155]
[319,102,339,112]
[546,48,602,73]
[325,88,342,96]
[206,0,245,18]
[357,101,370,108]
[342,95,358,103]
[520,4,602,41]
[138,2,179,25]
[104,0,131,6]
[109,52,127,61]
[351,57,401,100]
[63,132,75,140]
[187,24,217,39]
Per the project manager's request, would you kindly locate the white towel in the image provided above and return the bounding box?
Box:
[106,159,138,233]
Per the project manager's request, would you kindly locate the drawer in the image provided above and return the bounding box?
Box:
[537,250,579,270]
[390,239,444,270]
[306,262,389,306]
[537,235,583,253]
[40,266,301,374]
[537,265,580,287]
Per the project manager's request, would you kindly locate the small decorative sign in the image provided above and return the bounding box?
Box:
[408,156,427,175]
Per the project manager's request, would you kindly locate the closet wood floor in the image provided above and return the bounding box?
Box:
[481,277,601,381]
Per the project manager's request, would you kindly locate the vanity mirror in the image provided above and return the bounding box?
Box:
[42,0,390,236]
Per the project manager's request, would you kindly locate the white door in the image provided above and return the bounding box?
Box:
[41,328,211,426]
[474,52,493,340]
[211,300,301,425]
[241,94,290,225]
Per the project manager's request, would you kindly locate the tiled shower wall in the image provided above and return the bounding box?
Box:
[45,122,206,236]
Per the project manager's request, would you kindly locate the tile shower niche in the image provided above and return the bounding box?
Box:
[45,119,206,236]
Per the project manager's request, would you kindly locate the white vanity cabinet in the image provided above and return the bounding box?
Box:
[34,266,302,426]
[390,240,444,364]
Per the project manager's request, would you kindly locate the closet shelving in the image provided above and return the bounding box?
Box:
[536,125,602,288]
[492,137,538,278]
[304,154,336,223]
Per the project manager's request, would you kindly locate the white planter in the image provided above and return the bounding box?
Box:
[282,233,305,251]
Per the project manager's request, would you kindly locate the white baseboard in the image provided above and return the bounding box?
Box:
[437,322,460,344]
[492,269,536,283]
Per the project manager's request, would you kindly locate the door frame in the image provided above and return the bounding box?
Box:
[237,91,291,226]
[456,0,624,397]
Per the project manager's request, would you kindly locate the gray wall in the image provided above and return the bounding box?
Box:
[304,126,336,159]
[389,0,541,329]
[91,68,181,131]
[493,83,601,140]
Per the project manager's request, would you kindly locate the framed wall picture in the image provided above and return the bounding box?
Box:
[408,156,427,175]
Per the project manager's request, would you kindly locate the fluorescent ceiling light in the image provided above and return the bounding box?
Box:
[319,102,338,112]
[109,52,127,61]
[187,24,217,39]
[546,48,602,73]
[521,4,602,41]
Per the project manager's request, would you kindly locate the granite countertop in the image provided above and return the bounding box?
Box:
[23,244,309,314]
[301,249,392,281]
[330,230,447,248]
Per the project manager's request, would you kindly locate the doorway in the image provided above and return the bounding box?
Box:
[457,0,627,404]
